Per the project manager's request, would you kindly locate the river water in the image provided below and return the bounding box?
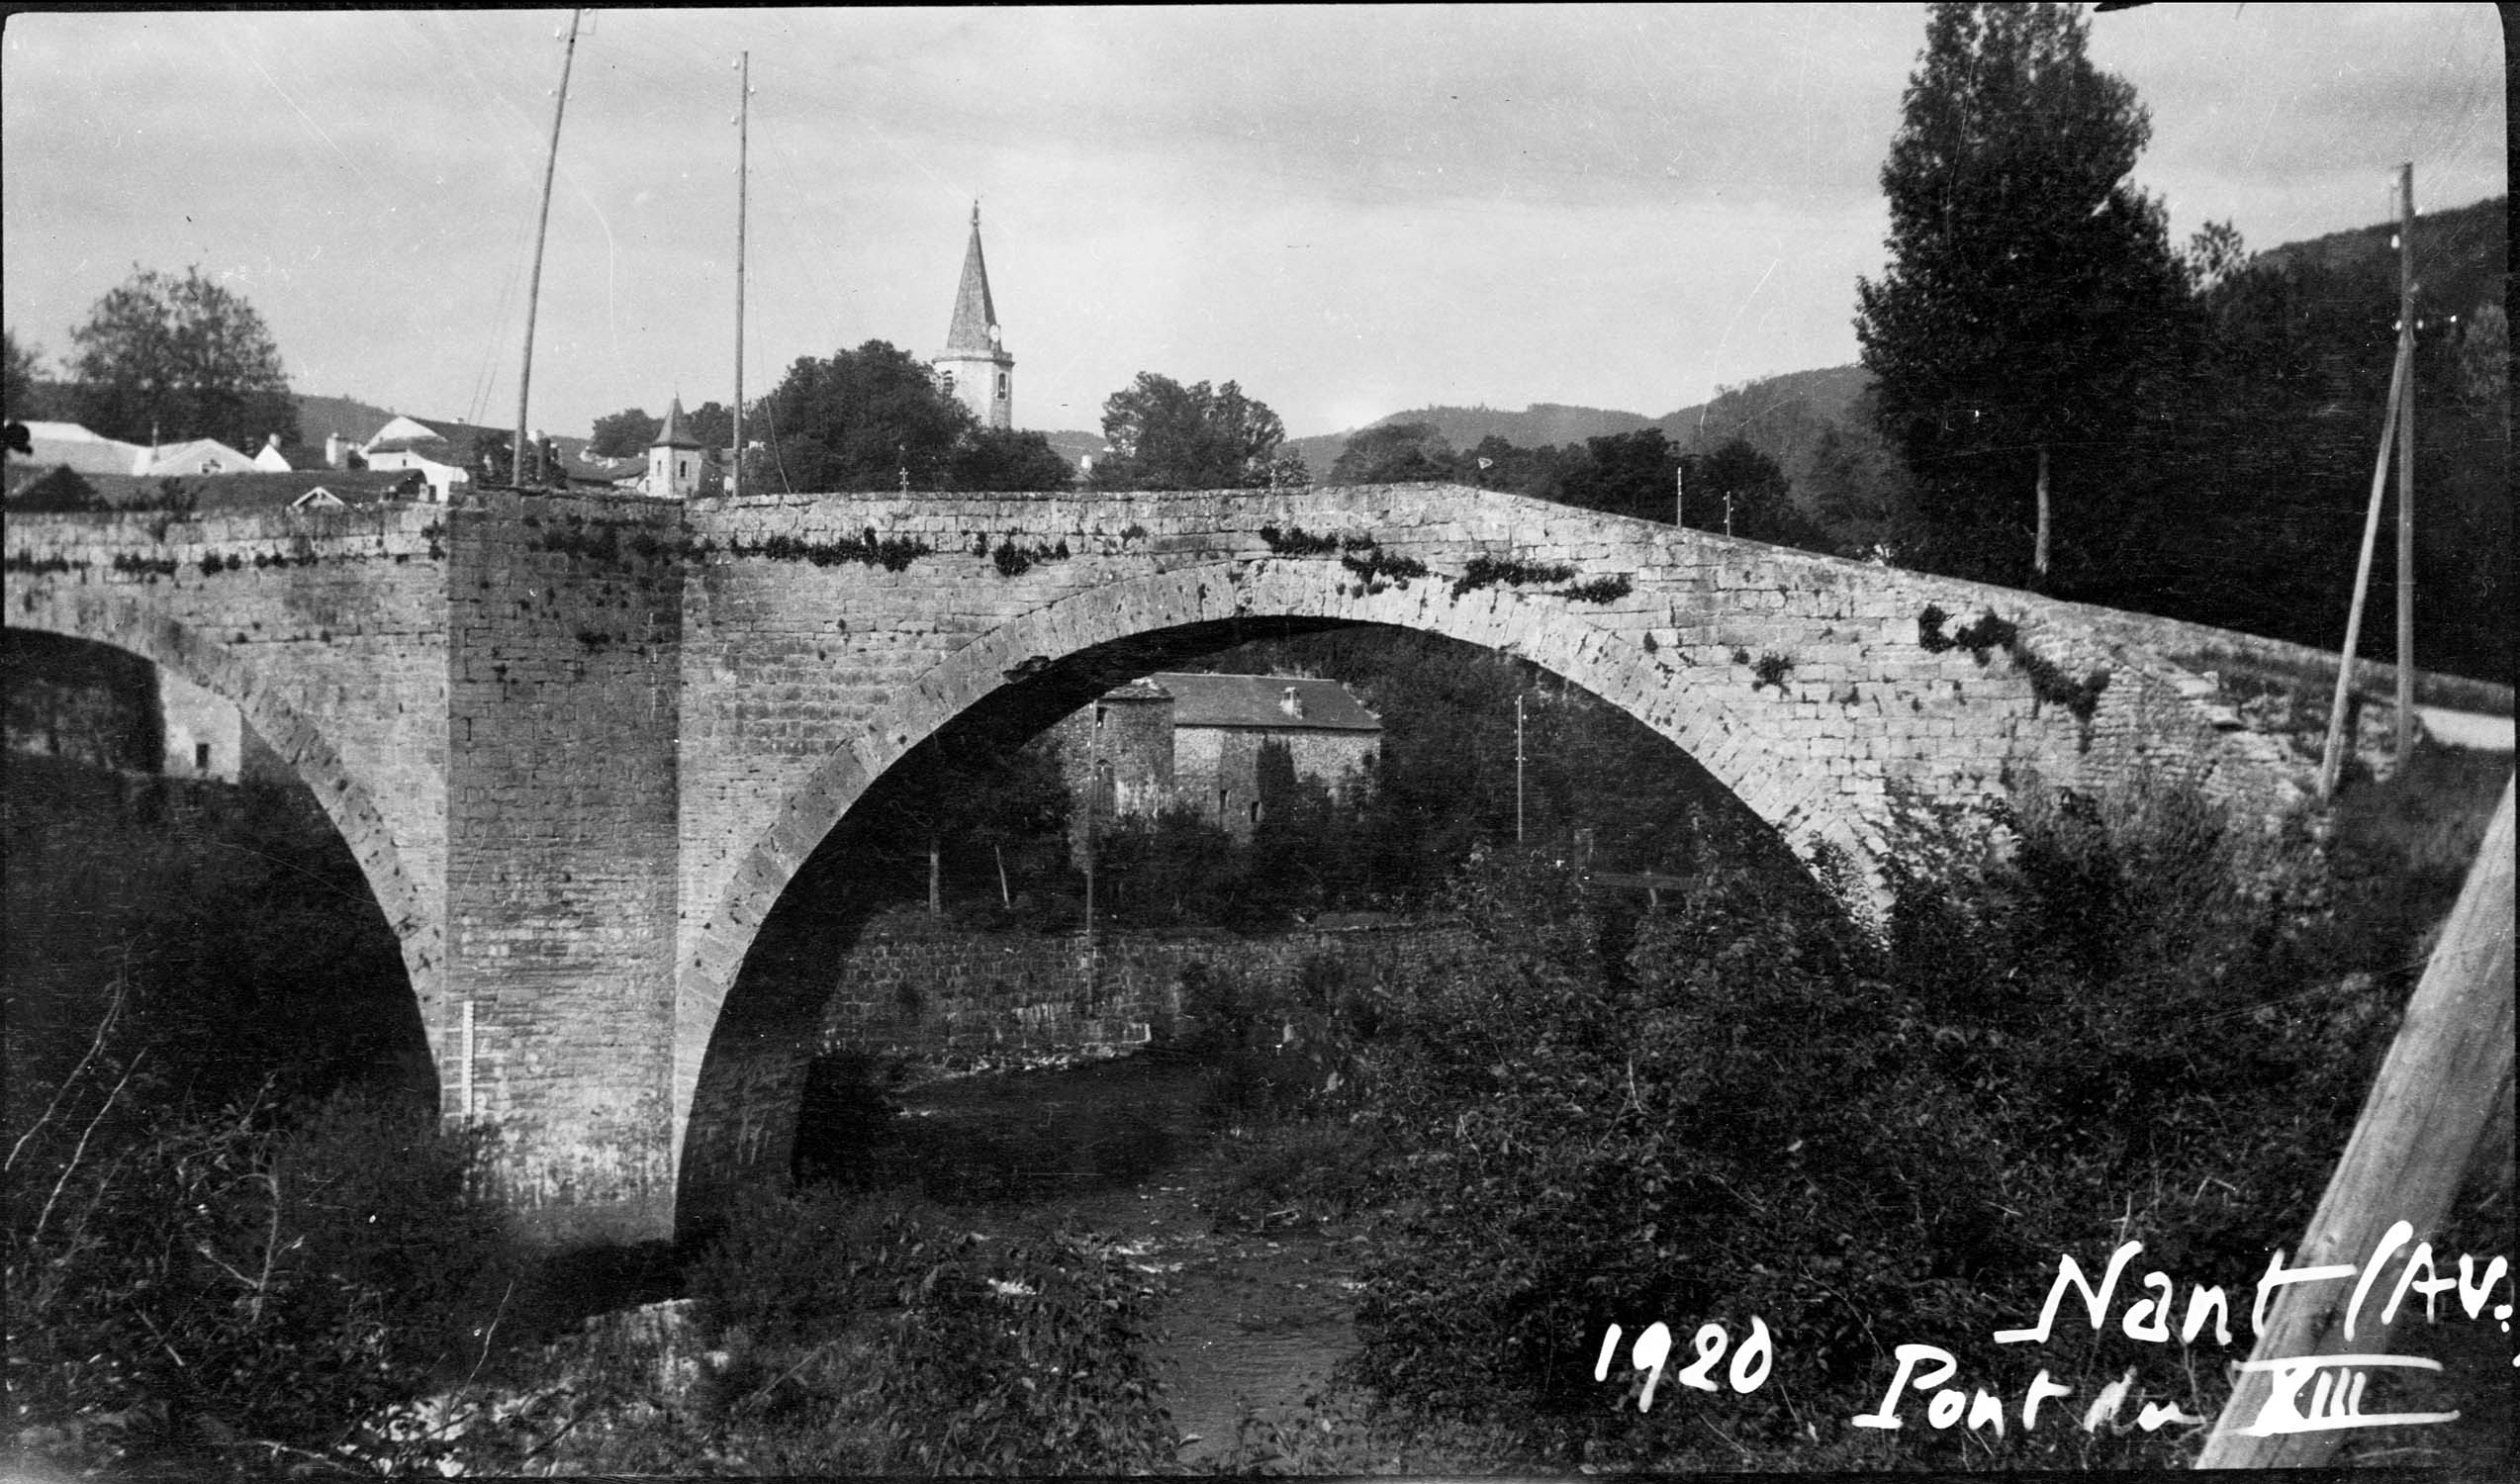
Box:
[841,1051,1364,1465]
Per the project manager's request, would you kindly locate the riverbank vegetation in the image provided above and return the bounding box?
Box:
[6,721,2505,1474]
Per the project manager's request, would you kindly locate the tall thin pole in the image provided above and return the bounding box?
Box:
[513,9,583,489]
[732,51,750,501]
[2316,337,2410,800]
[2393,163,2417,763]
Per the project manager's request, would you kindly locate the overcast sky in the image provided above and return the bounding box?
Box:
[2,5,2504,443]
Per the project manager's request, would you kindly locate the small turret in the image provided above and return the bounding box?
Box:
[648,396,704,498]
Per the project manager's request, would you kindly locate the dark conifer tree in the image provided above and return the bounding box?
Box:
[1855,3,2194,590]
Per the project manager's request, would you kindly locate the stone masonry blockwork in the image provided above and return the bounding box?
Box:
[10,483,2502,1243]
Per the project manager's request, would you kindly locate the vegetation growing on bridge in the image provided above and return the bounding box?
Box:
[1339,547,1431,592]
[1449,552,1576,599]
[986,534,1072,578]
[1555,573,1633,603]
[1919,602,2110,735]
[1258,523,1350,557]
[716,527,933,573]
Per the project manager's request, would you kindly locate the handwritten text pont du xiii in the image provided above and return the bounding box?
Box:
[1594,1222,2512,1438]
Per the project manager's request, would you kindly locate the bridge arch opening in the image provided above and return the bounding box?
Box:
[676,600,1856,1241]
[2,625,435,1121]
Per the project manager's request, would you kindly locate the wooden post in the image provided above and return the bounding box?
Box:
[2393,163,2417,764]
[2195,776,2515,1468]
[732,50,749,501]
[2316,337,2410,799]
[2034,443,2051,580]
[513,9,582,489]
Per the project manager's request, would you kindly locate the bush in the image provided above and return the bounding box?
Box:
[869,1224,1177,1472]
[7,1075,515,1478]
[1339,769,2489,1468]
[687,1185,939,1349]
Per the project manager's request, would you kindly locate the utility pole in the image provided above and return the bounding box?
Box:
[732,50,750,501]
[1515,692,1527,846]
[513,8,582,491]
[1674,465,1684,528]
[2316,324,2410,799]
[2393,162,2416,763]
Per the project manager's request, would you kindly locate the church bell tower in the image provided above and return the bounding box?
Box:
[932,203,1013,430]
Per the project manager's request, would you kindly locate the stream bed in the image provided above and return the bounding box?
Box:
[817,1048,1366,1464]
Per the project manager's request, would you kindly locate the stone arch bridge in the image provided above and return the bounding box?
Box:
[7,484,2468,1244]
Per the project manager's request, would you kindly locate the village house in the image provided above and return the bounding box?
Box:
[1048,672,1382,844]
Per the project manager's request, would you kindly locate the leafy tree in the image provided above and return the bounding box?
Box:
[1800,418,1910,557]
[1854,3,2194,589]
[1462,434,1578,502]
[1090,373,1286,490]
[856,727,1071,914]
[949,425,1078,491]
[1329,420,1456,484]
[4,325,42,419]
[754,340,975,493]
[587,406,661,457]
[1557,427,1678,522]
[66,265,300,448]
[589,403,732,460]
[685,399,735,452]
[1684,435,1827,547]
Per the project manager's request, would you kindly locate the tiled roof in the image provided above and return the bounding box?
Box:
[15,433,148,476]
[1143,673,1380,732]
[1100,678,1172,703]
[66,469,426,511]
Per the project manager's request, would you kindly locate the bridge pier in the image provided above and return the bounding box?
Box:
[440,497,688,1245]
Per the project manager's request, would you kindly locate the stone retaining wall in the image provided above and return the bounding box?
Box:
[817,907,1470,1064]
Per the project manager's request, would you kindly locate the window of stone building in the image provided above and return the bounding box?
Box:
[996,372,1009,400]
[195,742,212,772]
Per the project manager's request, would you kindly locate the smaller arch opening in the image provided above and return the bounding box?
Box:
[4,629,435,1130]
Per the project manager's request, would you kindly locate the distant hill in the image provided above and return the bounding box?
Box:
[1287,374,1889,502]
[2257,194,2507,325]
[1290,403,1652,478]
[1037,429,1103,469]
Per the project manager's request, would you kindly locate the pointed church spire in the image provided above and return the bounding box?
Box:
[934,203,1013,430]
[944,201,999,355]
[651,395,701,449]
